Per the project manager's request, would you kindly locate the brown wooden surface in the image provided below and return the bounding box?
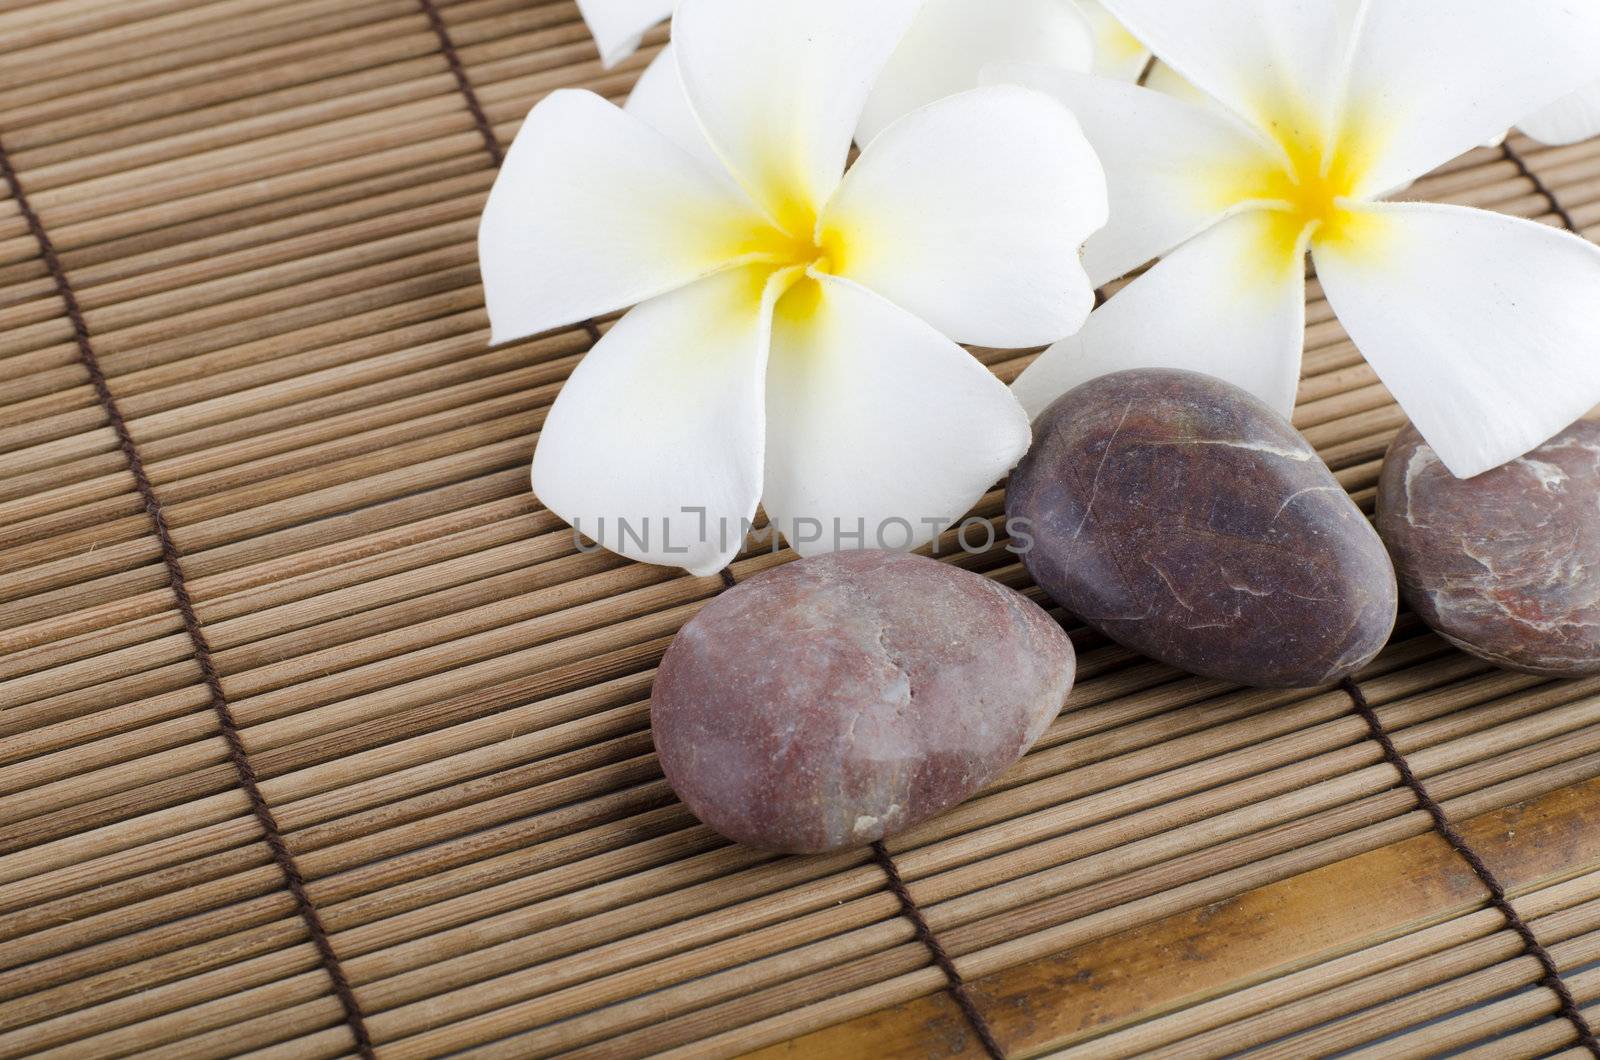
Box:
[2,2,1600,1057]
[755,779,1600,1058]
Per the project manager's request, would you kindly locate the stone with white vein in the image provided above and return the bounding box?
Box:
[1008,369,1397,688]
[1377,420,1600,676]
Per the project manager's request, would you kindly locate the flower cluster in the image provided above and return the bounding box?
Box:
[487,0,1600,574]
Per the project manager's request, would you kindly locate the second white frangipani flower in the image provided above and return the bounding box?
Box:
[857,0,1179,145]
[482,0,1108,576]
[1003,0,1600,480]
[574,0,672,69]
[1521,80,1600,147]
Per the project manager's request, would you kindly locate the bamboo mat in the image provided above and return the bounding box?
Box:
[3,2,1600,1057]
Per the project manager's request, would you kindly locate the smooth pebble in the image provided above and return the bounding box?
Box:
[1006,369,1397,688]
[651,550,1076,853]
[1377,420,1600,676]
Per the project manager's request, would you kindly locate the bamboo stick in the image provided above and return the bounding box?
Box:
[1271,941,1600,1058]
[1068,874,1600,1058]
[0,333,565,533]
[0,2,432,137]
[651,773,1600,1060]
[0,477,535,662]
[1450,999,1600,1060]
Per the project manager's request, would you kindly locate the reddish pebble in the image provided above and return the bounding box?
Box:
[1377,420,1600,676]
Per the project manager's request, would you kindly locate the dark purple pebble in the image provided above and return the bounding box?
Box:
[1006,369,1396,688]
[651,550,1076,853]
[1376,420,1600,677]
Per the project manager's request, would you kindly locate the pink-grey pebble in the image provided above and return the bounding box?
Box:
[651,551,1075,854]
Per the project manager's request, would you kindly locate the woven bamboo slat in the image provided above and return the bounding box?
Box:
[2,2,1599,1057]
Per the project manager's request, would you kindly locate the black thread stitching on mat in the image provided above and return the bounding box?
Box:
[1342,679,1600,1055]
[871,842,1006,1059]
[417,0,603,351]
[1501,139,1582,234]
[0,138,378,1060]
[415,0,503,167]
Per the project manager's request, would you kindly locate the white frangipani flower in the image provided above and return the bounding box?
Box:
[1073,0,1153,81]
[857,0,1095,146]
[575,0,672,69]
[481,0,1108,576]
[1002,0,1600,480]
[573,0,1132,84]
[1521,80,1600,147]
[575,0,1198,143]
[857,0,1205,145]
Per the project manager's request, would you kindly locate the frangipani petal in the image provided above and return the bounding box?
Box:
[624,44,722,174]
[1521,80,1600,148]
[1142,60,1211,108]
[990,64,1282,286]
[480,90,773,345]
[763,275,1031,557]
[531,266,780,576]
[1013,209,1308,420]
[575,0,673,68]
[1073,0,1149,82]
[1344,0,1600,196]
[1098,0,1361,141]
[1313,201,1600,479]
[856,0,1093,147]
[823,86,1106,349]
[672,0,923,236]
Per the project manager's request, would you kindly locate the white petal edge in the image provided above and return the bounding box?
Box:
[1342,0,1600,197]
[671,0,923,236]
[575,0,673,68]
[1097,0,1363,142]
[1312,200,1600,479]
[624,44,724,174]
[1142,60,1212,108]
[531,265,782,576]
[479,90,772,346]
[762,274,1031,558]
[988,63,1283,287]
[1520,79,1600,147]
[856,0,1094,147]
[822,85,1106,349]
[1072,0,1149,82]
[1013,209,1309,421]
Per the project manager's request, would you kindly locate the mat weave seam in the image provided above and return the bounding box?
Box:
[417,0,604,345]
[1502,139,1582,233]
[716,566,1005,1056]
[0,137,377,1060]
[416,0,503,168]
[1342,679,1600,1054]
[870,841,1007,1059]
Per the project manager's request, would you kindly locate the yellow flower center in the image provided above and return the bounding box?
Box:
[1261,122,1360,244]
[1226,103,1384,268]
[738,208,848,321]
